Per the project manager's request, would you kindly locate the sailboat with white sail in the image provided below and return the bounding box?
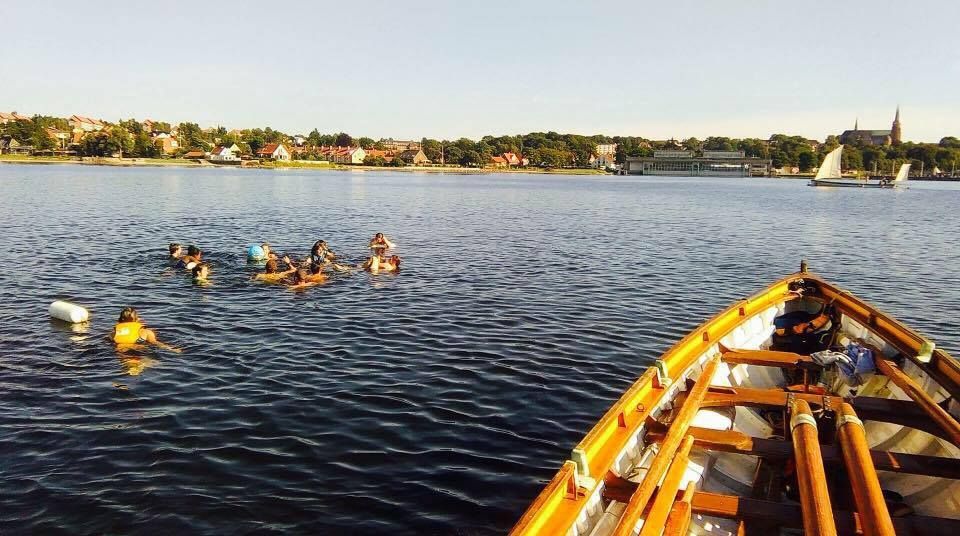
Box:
[808,145,909,188]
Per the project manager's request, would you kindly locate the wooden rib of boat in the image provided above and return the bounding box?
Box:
[511,262,960,536]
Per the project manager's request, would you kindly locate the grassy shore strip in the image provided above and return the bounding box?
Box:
[0,155,610,175]
[0,155,206,167]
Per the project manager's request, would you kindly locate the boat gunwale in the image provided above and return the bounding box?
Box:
[511,274,800,535]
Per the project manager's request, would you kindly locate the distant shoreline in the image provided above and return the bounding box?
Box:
[0,156,609,176]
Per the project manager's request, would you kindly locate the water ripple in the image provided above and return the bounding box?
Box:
[2,167,960,534]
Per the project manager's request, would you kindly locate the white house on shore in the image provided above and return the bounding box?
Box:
[341,146,366,164]
[320,146,366,164]
[590,153,617,169]
[209,144,241,162]
[257,143,290,161]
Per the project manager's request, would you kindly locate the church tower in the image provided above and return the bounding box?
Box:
[891,106,902,144]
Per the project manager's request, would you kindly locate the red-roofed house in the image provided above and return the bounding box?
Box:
[152,133,179,155]
[363,148,393,163]
[502,152,522,166]
[257,143,290,161]
[489,156,507,168]
[0,112,31,124]
[69,115,107,132]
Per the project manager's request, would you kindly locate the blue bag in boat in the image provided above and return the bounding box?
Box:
[837,343,875,386]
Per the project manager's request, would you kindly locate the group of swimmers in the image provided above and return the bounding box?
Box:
[113,233,402,352]
[167,232,401,286]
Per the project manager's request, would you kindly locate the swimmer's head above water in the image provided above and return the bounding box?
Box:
[192,263,210,281]
[118,307,139,323]
[169,243,182,258]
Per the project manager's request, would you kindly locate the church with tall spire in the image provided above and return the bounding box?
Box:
[839,107,902,146]
[891,106,902,144]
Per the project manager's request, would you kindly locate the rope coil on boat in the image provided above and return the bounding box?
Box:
[837,414,864,428]
[790,413,818,431]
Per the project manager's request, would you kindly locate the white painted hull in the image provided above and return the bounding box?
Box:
[808,178,902,188]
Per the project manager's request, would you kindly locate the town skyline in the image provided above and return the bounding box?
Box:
[0,106,931,146]
[4,1,959,143]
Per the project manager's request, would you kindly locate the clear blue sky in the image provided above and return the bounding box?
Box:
[4,0,958,142]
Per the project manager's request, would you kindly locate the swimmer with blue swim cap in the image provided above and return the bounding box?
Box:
[247,245,265,260]
[247,242,275,261]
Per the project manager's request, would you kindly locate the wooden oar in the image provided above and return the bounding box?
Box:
[611,355,720,536]
[791,398,837,536]
[836,403,895,536]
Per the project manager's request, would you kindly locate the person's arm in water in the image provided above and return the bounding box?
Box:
[140,327,182,353]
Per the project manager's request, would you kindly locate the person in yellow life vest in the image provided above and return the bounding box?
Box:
[111,307,181,353]
[252,256,298,282]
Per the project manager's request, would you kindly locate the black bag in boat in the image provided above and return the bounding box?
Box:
[772,308,833,354]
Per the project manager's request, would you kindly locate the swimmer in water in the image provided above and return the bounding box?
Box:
[361,254,401,273]
[285,269,322,290]
[178,245,202,270]
[368,232,395,251]
[110,307,181,353]
[169,243,183,259]
[253,256,298,282]
[260,243,278,261]
[308,240,336,268]
[304,262,328,283]
[191,262,210,283]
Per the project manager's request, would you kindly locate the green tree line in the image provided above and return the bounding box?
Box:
[3,115,958,172]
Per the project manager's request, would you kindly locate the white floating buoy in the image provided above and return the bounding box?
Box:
[49,300,90,324]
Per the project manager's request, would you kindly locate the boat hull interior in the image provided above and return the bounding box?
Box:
[512,272,960,536]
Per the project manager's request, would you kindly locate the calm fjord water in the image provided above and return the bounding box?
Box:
[1,165,959,534]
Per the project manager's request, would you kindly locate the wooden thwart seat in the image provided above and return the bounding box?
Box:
[721,347,818,369]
